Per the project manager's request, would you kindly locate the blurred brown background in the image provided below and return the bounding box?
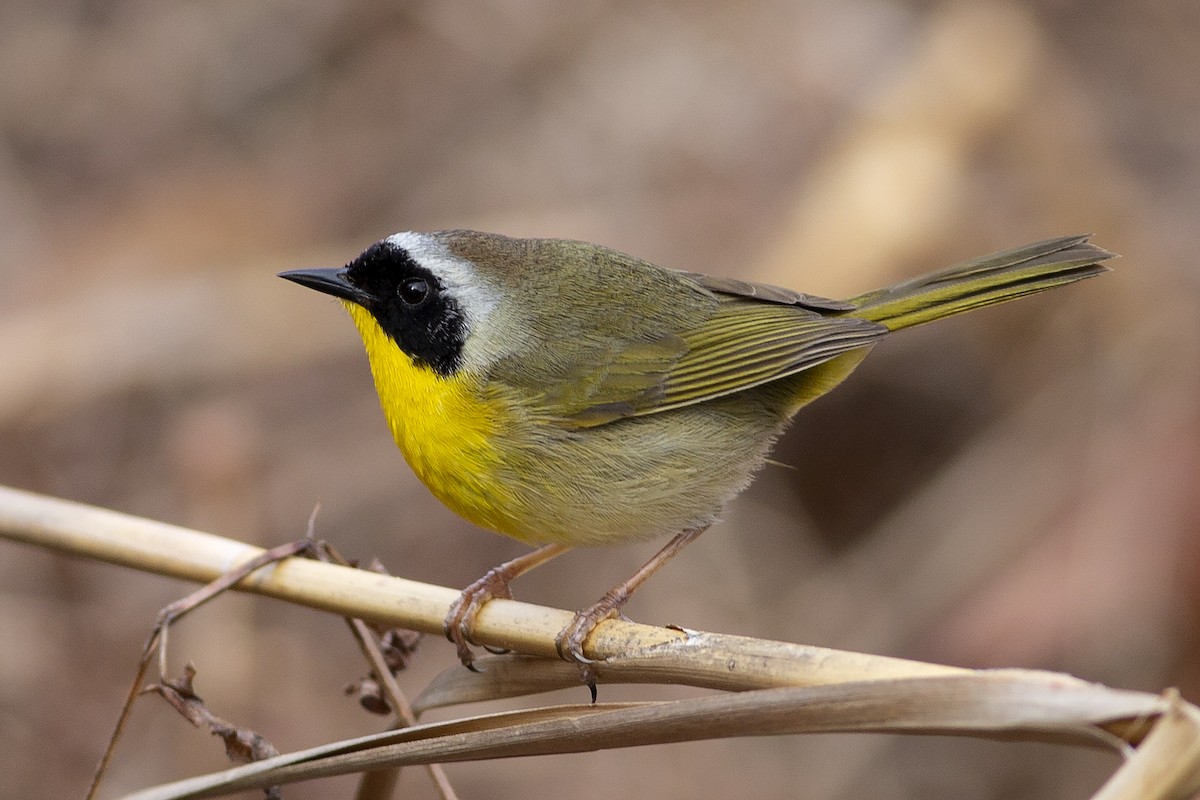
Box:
[1,1,1198,798]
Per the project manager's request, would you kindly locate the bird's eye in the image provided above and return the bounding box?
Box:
[398,277,431,307]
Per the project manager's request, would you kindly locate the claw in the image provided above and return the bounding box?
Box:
[442,567,514,670]
[554,594,626,696]
[555,615,601,698]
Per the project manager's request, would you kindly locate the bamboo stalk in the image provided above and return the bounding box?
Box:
[0,484,959,692]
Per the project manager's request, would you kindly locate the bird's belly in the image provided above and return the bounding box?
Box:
[490,395,792,546]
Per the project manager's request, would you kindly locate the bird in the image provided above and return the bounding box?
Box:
[280,230,1112,686]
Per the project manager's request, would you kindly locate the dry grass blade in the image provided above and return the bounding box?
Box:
[1091,690,1200,800]
[124,671,1166,800]
[412,632,966,711]
[121,704,637,800]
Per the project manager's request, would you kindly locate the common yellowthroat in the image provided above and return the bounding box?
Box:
[281,231,1112,683]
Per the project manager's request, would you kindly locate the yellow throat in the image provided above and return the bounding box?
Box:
[343,302,515,533]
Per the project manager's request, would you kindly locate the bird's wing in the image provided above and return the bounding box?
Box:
[651,298,883,411]
[519,293,886,428]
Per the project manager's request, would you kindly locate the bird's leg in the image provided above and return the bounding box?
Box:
[556,525,709,687]
[444,543,570,670]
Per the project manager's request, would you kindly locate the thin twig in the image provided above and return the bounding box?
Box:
[88,539,313,799]
[308,536,459,800]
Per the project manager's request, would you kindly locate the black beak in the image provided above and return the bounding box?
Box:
[278,267,370,305]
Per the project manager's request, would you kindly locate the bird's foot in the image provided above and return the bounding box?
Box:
[555,588,630,696]
[443,568,514,671]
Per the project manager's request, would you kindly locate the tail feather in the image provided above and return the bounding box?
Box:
[845,236,1115,331]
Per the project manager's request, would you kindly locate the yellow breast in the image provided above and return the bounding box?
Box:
[345,303,519,534]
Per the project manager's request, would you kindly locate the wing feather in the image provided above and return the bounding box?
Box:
[559,297,885,426]
[676,271,855,311]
